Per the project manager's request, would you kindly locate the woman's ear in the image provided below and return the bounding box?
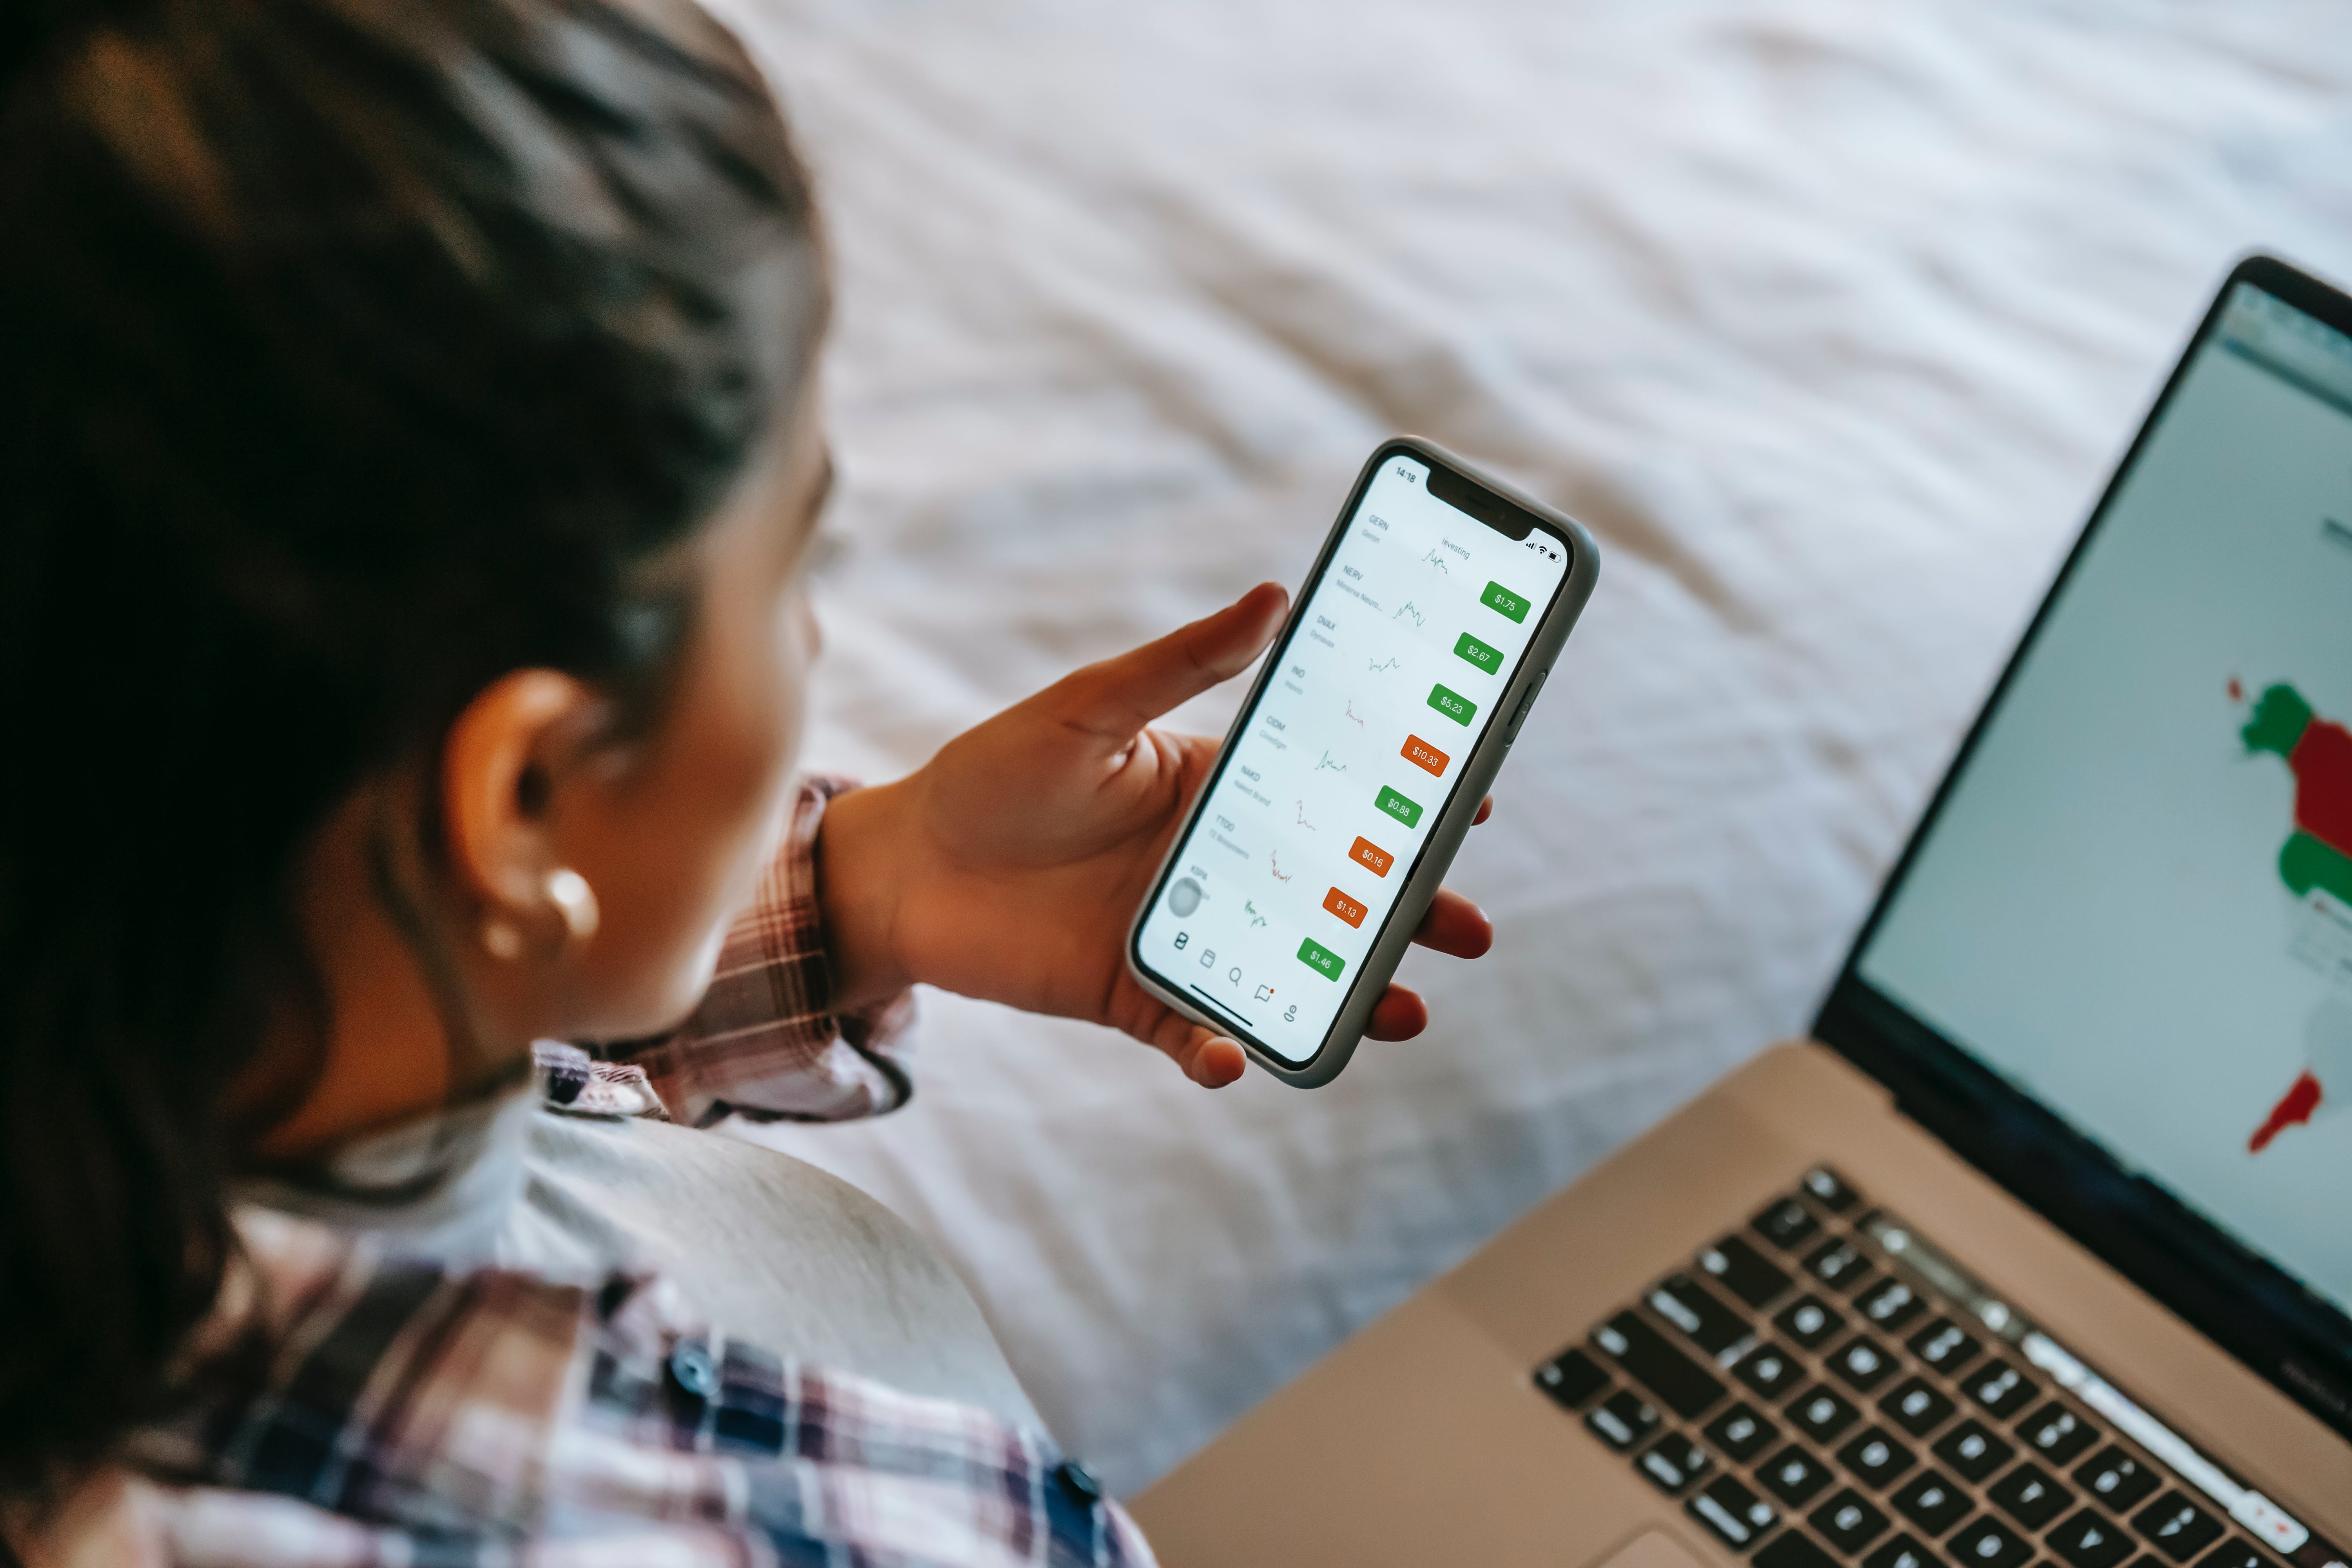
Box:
[440,670,608,953]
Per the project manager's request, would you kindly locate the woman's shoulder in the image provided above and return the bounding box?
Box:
[521,1101,1049,1430]
[129,1210,1148,1564]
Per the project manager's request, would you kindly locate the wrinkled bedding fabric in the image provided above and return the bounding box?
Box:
[704,0,2352,1494]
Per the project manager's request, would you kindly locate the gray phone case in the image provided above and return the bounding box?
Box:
[1124,435,1600,1087]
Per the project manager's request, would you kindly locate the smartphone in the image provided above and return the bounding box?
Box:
[1126,437,1598,1087]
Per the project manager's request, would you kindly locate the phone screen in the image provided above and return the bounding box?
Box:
[1134,450,1572,1062]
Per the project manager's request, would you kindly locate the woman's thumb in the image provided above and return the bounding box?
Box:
[1056,583,1289,740]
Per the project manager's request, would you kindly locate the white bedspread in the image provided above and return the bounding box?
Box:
[703,0,2352,1494]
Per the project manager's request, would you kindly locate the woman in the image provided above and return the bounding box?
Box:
[0,0,1496,1560]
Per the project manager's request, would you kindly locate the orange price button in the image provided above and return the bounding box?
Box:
[1401,733,1451,777]
[1349,835,1395,878]
[1323,886,1369,928]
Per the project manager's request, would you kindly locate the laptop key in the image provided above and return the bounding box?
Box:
[2190,1544,2281,1568]
[1705,1401,1781,1463]
[1735,1342,1809,1401]
[1776,1295,1848,1350]
[1593,1311,1727,1419]
[1931,1419,2014,1483]
[1755,1197,1824,1251]
[2018,1402,2098,1465]
[1828,1336,1900,1393]
[2073,1446,2158,1514]
[1806,1238,1876,1293]
[1813,1490,1893,1553]
[1948,1515,2034,1568]
[1880,1377,1955,1437]
[1866,1535,1939,1568]
[1760,1444,1837,1507]
[1534,1347,1611,1410]
[1835,1426,1916,1489]
[1789,1385,1863,1444]
[1651,1272,1753,1357]
[1690,1473,1782,1552]
[1857,1278,1927,1332]
[2047,1509,2137,1568]
[1908,1319,1983,1376]
[1586,1388,1660,1450]
[1988,1462,2073,1530]
[1637,1432,1713,1495]
[1703,1234,1798,1310]
[2131,1494,2223,1563]
[1891,1471,1973,1536]
[1803,1167,1862,1213]
[1963,1359,2040,1420]
[1757,1529,1843,1568]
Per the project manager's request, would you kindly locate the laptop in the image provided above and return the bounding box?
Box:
[1132,253,2352,1568]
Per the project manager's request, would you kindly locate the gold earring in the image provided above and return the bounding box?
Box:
[546,867,600,944]
[480,915,524,960]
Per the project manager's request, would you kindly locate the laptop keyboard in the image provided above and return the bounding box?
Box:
[1532,1167,2285,1568]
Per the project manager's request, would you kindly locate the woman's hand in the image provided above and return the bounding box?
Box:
[817,584,1496,1086]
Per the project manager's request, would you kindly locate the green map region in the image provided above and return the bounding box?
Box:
[2243,683,2352,908]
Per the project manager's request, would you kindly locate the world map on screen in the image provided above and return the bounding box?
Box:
[2242,681,2352,1153]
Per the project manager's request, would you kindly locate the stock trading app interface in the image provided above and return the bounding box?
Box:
[1136,454,1569,1062]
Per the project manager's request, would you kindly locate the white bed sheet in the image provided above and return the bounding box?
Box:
[701,0,2352,1494]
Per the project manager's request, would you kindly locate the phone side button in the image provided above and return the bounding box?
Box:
[1502,668,1549,743]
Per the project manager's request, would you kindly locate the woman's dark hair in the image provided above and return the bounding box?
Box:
[0,0,821,1501]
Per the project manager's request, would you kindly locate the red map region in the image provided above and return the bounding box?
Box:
[2250,1070,2322,1153]
[2290,719,2352,858]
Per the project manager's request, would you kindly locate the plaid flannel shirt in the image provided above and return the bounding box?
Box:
[550,775,919,1129]
[125,779,1154,1568]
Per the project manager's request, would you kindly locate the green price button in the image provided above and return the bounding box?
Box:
[1428,683,1476,726]
[1297,936,1345,981]
[1374,783,1423,828]
[1481,580,1530,623]
[1454,631,1503,675]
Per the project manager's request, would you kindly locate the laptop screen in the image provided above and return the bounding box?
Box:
[1853,276,2352,1325]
